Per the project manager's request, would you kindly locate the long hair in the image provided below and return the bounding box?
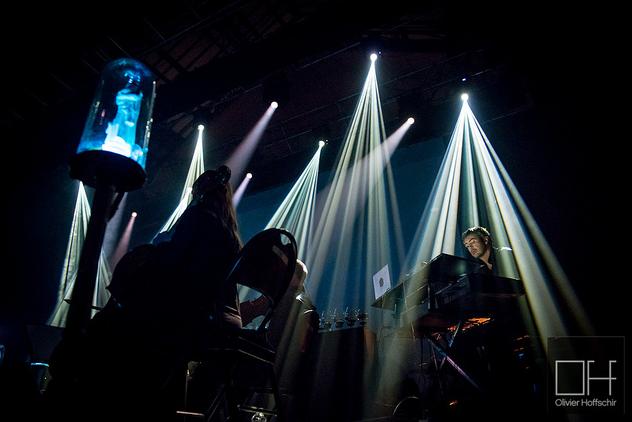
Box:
[193,166,242,248]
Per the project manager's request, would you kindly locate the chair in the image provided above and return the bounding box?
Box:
[179,228,298,421]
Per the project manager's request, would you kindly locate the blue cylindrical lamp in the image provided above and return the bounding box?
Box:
[70,58,156,191]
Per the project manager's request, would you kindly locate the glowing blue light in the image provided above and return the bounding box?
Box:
[102,84,142,158]
[76,58,156,170]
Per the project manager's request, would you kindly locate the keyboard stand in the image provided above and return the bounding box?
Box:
[422,324,482,392]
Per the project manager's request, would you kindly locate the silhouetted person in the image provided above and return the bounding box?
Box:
[47,165,242,421]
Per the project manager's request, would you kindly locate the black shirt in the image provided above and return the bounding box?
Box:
[473,246,514,277]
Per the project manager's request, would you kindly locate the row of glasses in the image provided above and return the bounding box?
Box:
[318,307,367,330]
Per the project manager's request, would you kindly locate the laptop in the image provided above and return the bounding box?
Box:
[372,264,392,300]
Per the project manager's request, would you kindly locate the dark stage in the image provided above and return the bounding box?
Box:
[1,1,625,421]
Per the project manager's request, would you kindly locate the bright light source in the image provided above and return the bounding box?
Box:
[157,125,206,236]
[131,212,138,217]
[318,140,326,148]
[461,93,469,102]
[271,101,279,109]
[407,117,415,125]
[246,172,253,179]
[308,52,401,316]
[370,53,378,62]
[403,93,588,342]
[461,77,467,82]
[266,146,322,261]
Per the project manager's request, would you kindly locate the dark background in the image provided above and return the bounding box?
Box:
[1,1,624,336]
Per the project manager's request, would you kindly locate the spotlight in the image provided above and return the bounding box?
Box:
[461,77,467,82]
[370,53,378,62]
[270,101,279,109]
[318,140,326,148]
[131,211,137,217]
[407,117,415,125]
[461,93,469,102]
[246,172,253,179]
[197,124,204,131]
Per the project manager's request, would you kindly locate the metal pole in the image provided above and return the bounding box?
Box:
[64,182,116,337]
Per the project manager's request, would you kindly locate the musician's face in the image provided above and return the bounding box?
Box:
[463,235,489,258]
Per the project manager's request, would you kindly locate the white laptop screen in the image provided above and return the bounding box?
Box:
[372,264,391,300]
